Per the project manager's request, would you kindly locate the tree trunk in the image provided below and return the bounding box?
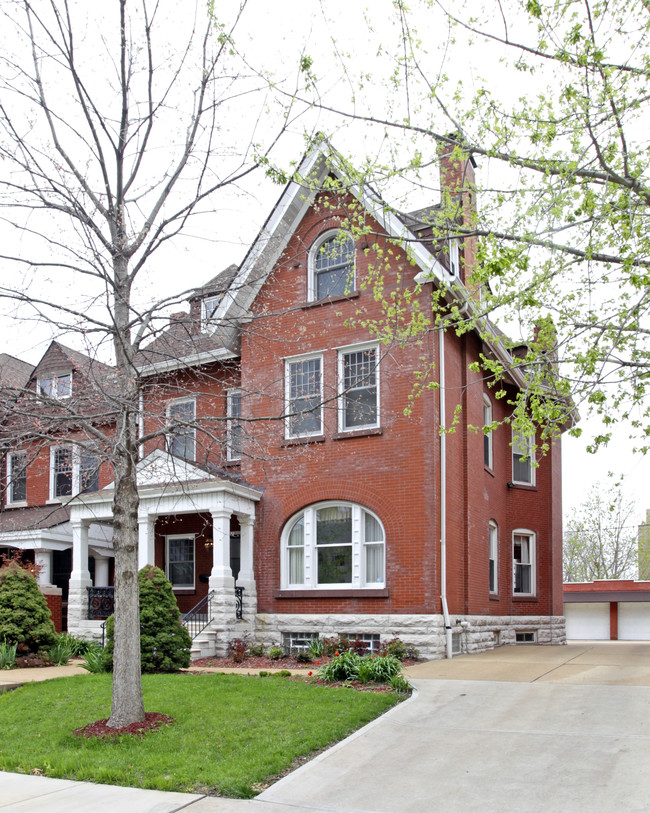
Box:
[108,432,145,727]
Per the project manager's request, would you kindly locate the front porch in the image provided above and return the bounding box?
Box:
[68,450,262,651]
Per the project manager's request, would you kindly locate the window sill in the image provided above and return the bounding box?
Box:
[5,501,28,510]
[46,498,64,505]
[223,458,241,467]
[302,291,360,309]
[281,435,326,447]
[333,427,383,441]
[508,482,537,492]
[484,465,495,477]
[172,588,197,595]
[512,595,538,602]
[489,593,500,601]
[275,588,389,599]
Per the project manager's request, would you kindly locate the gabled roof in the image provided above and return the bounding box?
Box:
[212,137,448,326]
[190,264,239,300]
[0,354,34,391]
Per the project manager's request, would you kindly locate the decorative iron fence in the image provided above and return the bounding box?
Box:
[235,585,244,620]
[87,586,114,619]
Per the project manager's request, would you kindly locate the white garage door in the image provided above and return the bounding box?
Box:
[564,602,610,640]
[618,603,650,640]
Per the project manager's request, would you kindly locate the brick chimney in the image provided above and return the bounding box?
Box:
[437,135,477,287]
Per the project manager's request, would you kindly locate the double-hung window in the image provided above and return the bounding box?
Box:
[483,396,493,469]
[166,535,195,589]
[7,452,27,505]
[512,430,535,485]
[488,521,498,594]
[50,446,100,500]
[286,355,322,438]
[167,399,196,461]
[513,531,535,595]
[38,372,72,399]
[339,345,379,431]
[309,231,355,301]
[448,238,460,277]
[227,389,243,461]
[282,501,385,589]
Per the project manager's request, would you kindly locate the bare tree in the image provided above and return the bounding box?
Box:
[563,484,638,581]
[0,0,293,727]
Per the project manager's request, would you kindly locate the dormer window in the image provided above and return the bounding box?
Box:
[38,372,72,399]
[201,295,222,330]
[308,231,355,301]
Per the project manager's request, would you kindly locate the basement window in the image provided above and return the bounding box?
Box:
[515,631,537,644]
[282,631,318,654]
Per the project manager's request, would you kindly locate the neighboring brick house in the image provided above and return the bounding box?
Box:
[1,139,567,657]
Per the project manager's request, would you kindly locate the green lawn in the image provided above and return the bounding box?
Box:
[0,673,402,798]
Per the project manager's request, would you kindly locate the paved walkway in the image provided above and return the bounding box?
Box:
[1,642,649,812]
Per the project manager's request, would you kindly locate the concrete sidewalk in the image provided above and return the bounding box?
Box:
[1,642,649,812]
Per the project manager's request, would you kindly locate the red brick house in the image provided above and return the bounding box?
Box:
[1,139,566,657]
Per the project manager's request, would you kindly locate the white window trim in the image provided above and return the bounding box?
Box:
[48,445,99,501]
[448,238,460,277]
[281,501,385,590]
[512,529,536,597]
[165,534,196,590]
[307,229,356,302]
[201,295,222,331]
[337,343,380,432]
[488,520,498,594]
[37,371,72,400]
[7,451,28,506]
[511,428,535,486]
[483,395,493,469]
[167,397,197,461]
[285,353,323,439]
[226,388,242,461]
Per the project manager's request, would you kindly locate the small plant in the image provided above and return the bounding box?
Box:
[268,645,284,660]
[80,644,106,673]
[380,638,419,661]
[57,633,95,657]
[48,636,76,666]
[349,637,370,656]
[321,635,350,656]
[390,673,412,693]
[318,650,362,683]
[0,640,17,669]
[258,670,268,677]
[295,650,313,663]
[308,637,324,658]
[275,669,291,677]
[248,642,266,657]
[227,637,250,663]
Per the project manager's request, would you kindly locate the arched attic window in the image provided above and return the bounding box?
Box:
[308,230,355,301]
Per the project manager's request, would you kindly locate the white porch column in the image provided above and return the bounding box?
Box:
[209,509,234,589]
[93,555,110,587]
[34,549,53,587]
[236,515,256,591]
[68,520,92,631]
[138,512,157,570]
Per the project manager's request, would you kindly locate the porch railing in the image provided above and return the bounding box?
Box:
[182,590,216,640]
[182,586,245,640]
[87,586,114,619]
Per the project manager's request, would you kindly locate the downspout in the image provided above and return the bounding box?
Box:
[439,325,453,658]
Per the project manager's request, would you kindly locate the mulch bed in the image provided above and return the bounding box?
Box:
[73,712,174,739]
[191,654,329,670]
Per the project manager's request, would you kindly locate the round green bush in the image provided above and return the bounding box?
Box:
[0,561,57,652]
[103,565,192,673]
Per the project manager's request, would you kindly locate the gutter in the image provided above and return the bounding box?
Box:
[438,325,453,658]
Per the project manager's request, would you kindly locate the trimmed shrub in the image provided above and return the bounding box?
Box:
[0,561,57,652]
[103,565,192,673]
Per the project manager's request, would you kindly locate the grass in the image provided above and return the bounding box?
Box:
[0,673,402,798]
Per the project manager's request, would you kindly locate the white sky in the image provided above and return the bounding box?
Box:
[0,0,647,527]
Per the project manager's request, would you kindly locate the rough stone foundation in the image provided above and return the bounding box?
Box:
[251,612,567,658]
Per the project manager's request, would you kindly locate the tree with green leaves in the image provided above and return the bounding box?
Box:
[563,483,638,581]
[285,0,650,453]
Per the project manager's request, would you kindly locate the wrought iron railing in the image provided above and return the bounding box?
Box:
[182,590,215,640]
[235,585,244,620]
[87,586,114,619]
